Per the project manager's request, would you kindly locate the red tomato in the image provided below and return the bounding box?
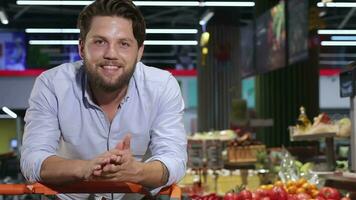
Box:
[287,194,297,200]
[340,197,351,200]
[255,189,269,198]
[224,192,240,200]
[295,193,311,200]
[272,186,288,200]
[252,191,262,200]
[240,189,253,200]
[318,187,341,200]
[260,197,271,200]
[315,195,326,200]
[315,196,326,200]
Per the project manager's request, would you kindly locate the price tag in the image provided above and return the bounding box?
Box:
[187,139,204,169]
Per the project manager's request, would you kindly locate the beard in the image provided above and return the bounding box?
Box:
[84,59,136,93]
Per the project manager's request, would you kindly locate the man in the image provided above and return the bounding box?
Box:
[20,0,187,199]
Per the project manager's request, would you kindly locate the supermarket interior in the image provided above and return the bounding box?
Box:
[1,0,356,199]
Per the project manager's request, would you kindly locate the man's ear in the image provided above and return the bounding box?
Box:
[136,45,144,62]
[78,39,85,59]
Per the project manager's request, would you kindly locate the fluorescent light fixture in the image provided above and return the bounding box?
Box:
[2,107,17,118]
[331,36,356,41]
[145,40,198,45]
[319,60,352,65]
[317,2,356,8]
[25,28,79,33]
[29,40,198,46]
[318,29,356,35]
[0,9,8,25]
[146,29,198,34]
[17,1,255,7]
[17,1,91,5]
[135,1,199,6]
[26,28,198,34]
[199,11,214,26]
[321,41,356,46]
[29,40,79,45]
[204,2,255,7]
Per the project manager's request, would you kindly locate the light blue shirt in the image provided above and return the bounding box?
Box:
[20,61,187,199]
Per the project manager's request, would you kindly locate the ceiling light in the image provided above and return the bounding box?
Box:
[17,1,255,7]
[25,28,79,33]
[0,9,8,25]
[2,107,17,118]
[318,29,356,34]
[29,40,79,45]
[331,36,356,41]
[317,2,356,7]
[29,40,198,46]
[204,2,255,7]
[26,28,198,34]
[17,1,91,5]
[199,11,214,26]
[146,29,198,34]
[145,40,198,45]
[321,41,356,46]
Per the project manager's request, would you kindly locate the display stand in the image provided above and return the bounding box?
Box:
[290,131,336,170]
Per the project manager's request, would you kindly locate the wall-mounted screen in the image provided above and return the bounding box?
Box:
[288,0,308,65]
[256,1,286,73]
[0,31,26,71]
[242,76,255,109]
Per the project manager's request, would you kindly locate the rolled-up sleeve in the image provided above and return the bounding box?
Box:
[146,74,187,190]
[20,75,60,182]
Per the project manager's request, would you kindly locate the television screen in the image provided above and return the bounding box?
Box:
[256,1,286,73]
[288,0,308,64]
[0,31,26,70]
[242,76,255,109]
[239,23,255,78]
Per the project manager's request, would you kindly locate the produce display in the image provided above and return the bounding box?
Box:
[189,130,237,141]
[187,180,349,200]
[292,106,351,137]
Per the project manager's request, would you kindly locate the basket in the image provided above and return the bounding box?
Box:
[227,145,266,163]
[0,181,181,200]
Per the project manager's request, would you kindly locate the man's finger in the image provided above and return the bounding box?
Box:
[123,134,131,150]
[115,134,131,150]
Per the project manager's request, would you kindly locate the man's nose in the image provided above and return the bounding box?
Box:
[103,43,118,59]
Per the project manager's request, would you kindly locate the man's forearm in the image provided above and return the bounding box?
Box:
[40,155,87,185]
[139,160,169,188]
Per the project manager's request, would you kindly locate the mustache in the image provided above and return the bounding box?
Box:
[97,60,123,66]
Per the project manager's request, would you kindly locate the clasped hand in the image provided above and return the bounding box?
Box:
[84,134,143,183]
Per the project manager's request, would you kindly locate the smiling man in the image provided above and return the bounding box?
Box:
[20,0,187,199]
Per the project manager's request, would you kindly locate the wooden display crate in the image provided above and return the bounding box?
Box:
[227,145,266,163]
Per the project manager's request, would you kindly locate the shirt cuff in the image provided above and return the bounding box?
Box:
[144,156,186,195]
[20,149,56,183]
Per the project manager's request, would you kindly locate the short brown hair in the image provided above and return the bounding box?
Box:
[77,0,146,47]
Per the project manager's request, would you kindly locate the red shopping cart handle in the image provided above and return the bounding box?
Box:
[0,184,32,195]
[0,181,181,199]
[32,181,147,195]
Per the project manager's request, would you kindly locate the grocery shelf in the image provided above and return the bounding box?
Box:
[289,129,336,171]
[290,132,336,141]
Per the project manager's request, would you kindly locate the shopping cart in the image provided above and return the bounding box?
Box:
[0,181,182,199]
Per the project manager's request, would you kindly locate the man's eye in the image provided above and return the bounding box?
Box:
[95,40,105,45]
[121,42,130,47]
